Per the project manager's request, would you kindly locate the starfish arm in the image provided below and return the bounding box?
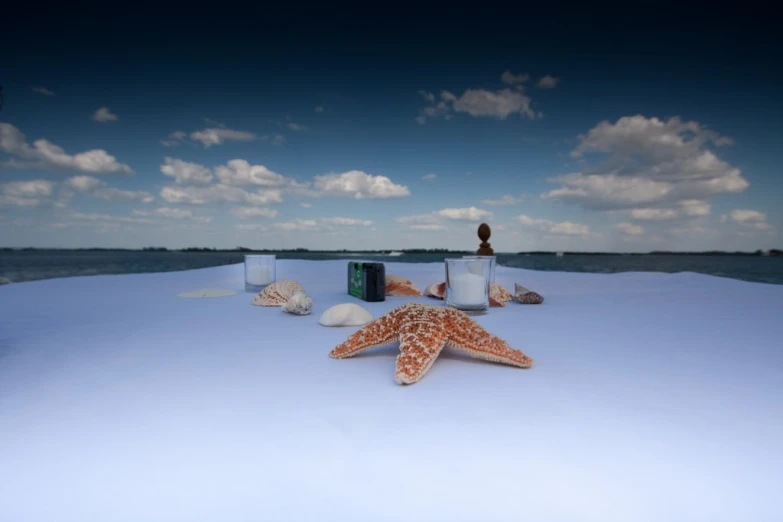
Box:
[329,315,400,359]
[443,308,533,368]
[447,334,533,368]
[394,323,448,385]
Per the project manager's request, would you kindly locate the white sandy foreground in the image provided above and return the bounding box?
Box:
[1,260,782,522]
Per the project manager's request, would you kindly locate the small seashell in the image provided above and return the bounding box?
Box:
[252,280,305,306]
[515,283,544,305]
[385,274,422,296]
[424,282,446,299]
[283,291,313,315]
[491,282,513,302]
[489,282,513,307]
[319,303,373,327]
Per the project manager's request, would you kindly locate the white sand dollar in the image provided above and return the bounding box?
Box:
[177,288,237,298]
[319,303,373,327]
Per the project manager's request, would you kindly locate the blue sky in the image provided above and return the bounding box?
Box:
[1,6,781,251]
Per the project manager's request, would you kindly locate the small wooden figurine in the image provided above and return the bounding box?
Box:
[477,223,493,255]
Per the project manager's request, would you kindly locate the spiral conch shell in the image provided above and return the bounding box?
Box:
[385,274,422,296]
[283,291,313,315]
[252,280,305,306]
[515,283,544,305]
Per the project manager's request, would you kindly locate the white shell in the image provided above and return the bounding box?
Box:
[318,303,373,327]
[283,291,313,315]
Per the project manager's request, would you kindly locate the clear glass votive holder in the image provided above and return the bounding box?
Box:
[463,255,496,283]
[445,257,491,315]
[244,255,276,292]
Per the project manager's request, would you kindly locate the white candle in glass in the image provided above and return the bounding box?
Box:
[246,265,272,285]
[449,273,487,306]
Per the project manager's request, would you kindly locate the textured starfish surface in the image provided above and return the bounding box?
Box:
[329,303,533,384]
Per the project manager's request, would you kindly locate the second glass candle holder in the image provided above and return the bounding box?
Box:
[244,255,276,292]
[445,257,492,315]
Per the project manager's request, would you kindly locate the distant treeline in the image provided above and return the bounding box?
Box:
[1,246,472,254]
[2,247,781,256]
[176,247,473,254]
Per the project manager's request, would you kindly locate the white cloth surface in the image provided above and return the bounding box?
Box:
[1,260,782,522]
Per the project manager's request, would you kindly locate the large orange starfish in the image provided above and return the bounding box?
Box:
[329,303,533,384]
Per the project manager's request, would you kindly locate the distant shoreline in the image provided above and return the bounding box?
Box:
[1,247,781,256]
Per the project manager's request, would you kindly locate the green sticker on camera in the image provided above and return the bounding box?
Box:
[349,263,363,298]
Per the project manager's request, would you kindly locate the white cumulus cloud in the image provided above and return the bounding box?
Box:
[190,127,256,147]
[396,207,491,231]
[679,200,712,217]
[65,175,154,203]
[32,86,55,96]
[729,209,766,223]
[313,170,410,199]
[235,223,270,232]
[516,214,592,237]
[422,173,437,181]
[160,131,187,147]
[630,208,680,221]
[91,187,154,204]
[416,72,543,123]
[320,217,373,227]
[215,159,287,187]
[92,107,118,122]
[230,207,279,219]
[396,214,446,231]
[409,224,446,231]
[501,71,529,86]
[435,206,492,222]
[481,194,522,206]
[273,219,319,231]
[723,209,772,231]
[160,184,282,206]
[544,116,747,211]
[616,222,645,236]
[161,157,214,185]
[537,75,560,89]
[0,180,55,207]
[0,123,133,174]
[451,89,535,119]
[157,160,408,212]
[133,207,211,223]
[268,134,286,146]
[71,212,155,225]
[67,175,104,192]
[630,200,711,221]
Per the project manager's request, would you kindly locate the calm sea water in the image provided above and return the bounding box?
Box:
[1,250,782,285]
